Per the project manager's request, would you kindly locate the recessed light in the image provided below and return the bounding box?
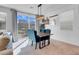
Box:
[30,6,34,9]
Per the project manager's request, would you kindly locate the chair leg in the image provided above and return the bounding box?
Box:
[48,39,50,45]
[31,41,33,46]
[35,43,37,49]
[42,41,44,47]
[39,41,41,49]
[44,40,46,47]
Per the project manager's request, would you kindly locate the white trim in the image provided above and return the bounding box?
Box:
[50,35,79,46]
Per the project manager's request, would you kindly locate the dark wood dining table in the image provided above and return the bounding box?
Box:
[38,32,50,49]
[38,32,50,37]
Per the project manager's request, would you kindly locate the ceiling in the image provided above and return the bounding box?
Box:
[0,4,76,16]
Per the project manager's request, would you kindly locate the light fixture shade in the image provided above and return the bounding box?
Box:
[36,15,44,20]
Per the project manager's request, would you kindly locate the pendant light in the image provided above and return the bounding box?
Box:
[36,4,44,20]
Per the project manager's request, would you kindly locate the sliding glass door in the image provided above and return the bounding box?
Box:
[29,16,36,30]
[17,12,36,38]
[17,15,28,38]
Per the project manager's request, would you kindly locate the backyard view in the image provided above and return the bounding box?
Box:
[17,12,36,38]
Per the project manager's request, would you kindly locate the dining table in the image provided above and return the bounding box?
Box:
[37,32,50,49]
[38,32,50,37]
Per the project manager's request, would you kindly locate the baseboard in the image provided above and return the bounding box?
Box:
[52,39,79,47]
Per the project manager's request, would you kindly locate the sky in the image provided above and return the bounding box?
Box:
[17,15,36,23]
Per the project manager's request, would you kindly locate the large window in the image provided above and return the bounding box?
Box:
[17,12,36,38]
[17,15,28,38]
[29,16,36,30]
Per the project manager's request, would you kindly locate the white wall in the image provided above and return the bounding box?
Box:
[0,6,17,41]
[0,6,17,33]
[0,6,12,32]
[53,10,75,44]
[49,5,79,46]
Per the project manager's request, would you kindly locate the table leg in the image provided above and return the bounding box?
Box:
[44,40,46,47]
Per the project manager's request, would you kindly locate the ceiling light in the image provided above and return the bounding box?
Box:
[36,4,44,20]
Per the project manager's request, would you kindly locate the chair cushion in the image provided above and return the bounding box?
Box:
[0,36,10,51]
[5,32,13,49]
